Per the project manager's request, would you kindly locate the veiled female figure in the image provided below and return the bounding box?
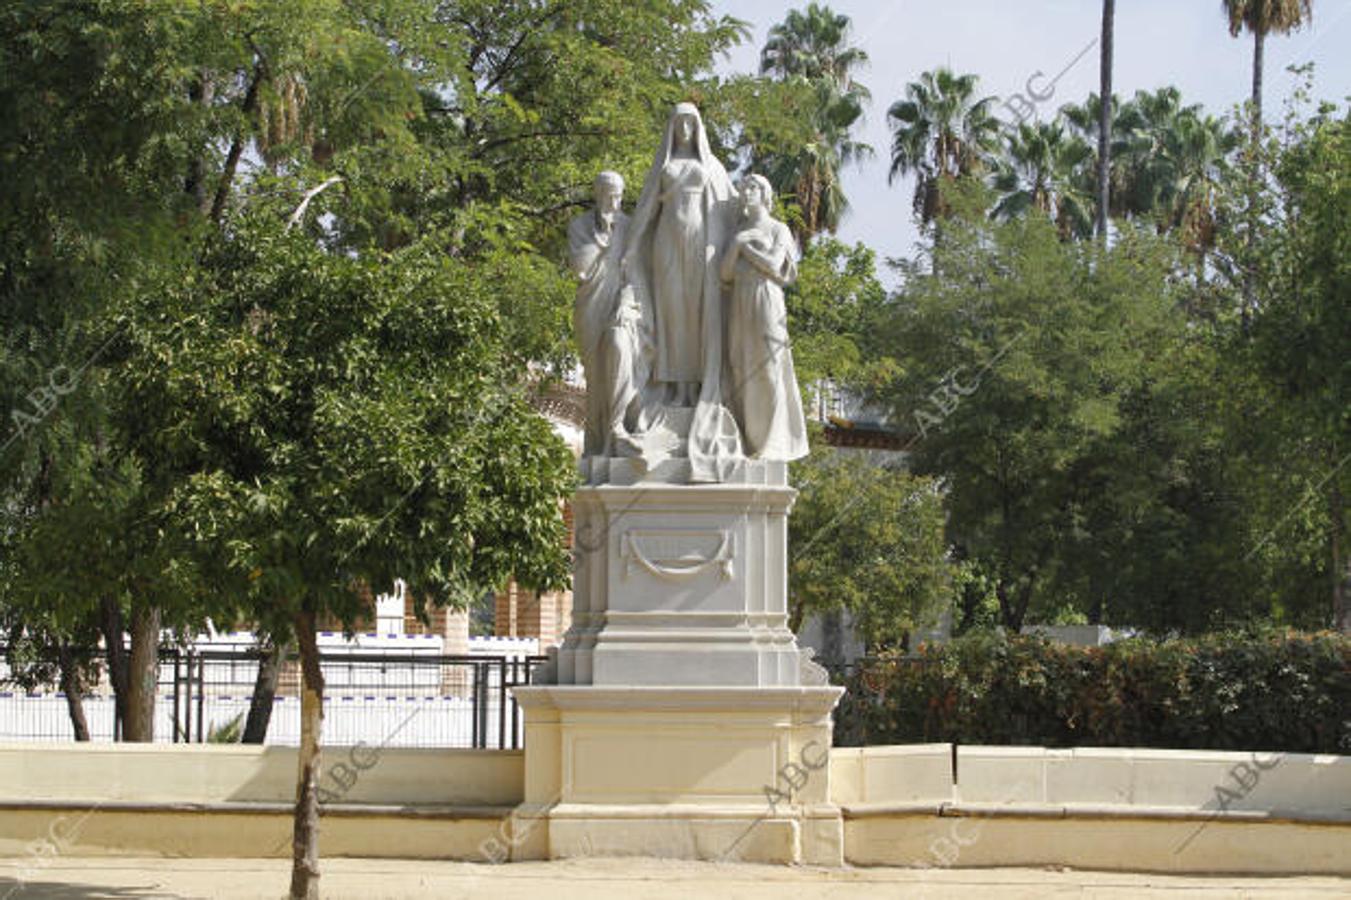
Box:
[720,175,808,461]
[625,103,743,479]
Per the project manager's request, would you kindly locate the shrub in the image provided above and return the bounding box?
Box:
[834,630,1350,753]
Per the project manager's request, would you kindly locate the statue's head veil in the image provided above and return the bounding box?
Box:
[633,103,734,208]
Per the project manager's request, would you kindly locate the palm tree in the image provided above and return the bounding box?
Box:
[1060,93,1125,221]
[1113,87,1201,218]
[761,2,870,91]
[990,121,1095,240]
[1096,0,1116,238]
[1223,1,1311,326]
[887,68,1000,226]
[1157,111,1240,267]
[1108,88,1240,269]
[759,3,872,243]
[1222,0,1313,130]
[763,81,872,243]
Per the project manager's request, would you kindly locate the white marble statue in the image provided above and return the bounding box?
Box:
[720,175,809,461]
[571,103,809,481]
[568,171,645,457]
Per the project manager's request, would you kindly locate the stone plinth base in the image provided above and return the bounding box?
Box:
[557,472,816,688]
[509,685,844,865]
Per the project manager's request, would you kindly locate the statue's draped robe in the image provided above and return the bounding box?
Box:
[626,105,742,481]
[650,158,709,382]
[725,219,809,462]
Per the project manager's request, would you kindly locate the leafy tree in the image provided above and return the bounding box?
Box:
[1242,105,1350,630]
[113,211,575,897]
[1222,0,1314,321]
[0,573,102,741]
[1054,329,1280,632]
[879,181,1186,631]
[0,0,228,740]
[784,237,893,416]
[1,1,775,894]
[887,68,999,226]
[789,447,952,651]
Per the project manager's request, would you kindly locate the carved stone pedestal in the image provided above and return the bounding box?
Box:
[511,464,845,864]
[508,685,844,865]
[555,461,813,687]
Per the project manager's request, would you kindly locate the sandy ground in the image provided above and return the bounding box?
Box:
[1,857,1347,900]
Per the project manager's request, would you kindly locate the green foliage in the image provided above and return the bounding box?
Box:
[0,0,780,671]
[1236,103,1351,630]
[876,96,1350,634]
[111,213,577,629]
[789,448,953,650]
[1111,88,1240,258]
[208,712,245,744]
[879,188,1190,630]
[837,631,1350,753]
[1249,105,1349,462]
[784,237,893,406]
[990,120,1094,240]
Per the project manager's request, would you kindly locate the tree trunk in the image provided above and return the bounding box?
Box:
[98,595,129,734]
[243,639,288,744]
[1096,0,1115,239]
[1087,594,1104,626]
[123,605,161,742]
[1241,29,1265,330]
[1251,29,1265,134]
[290,608,324,900]
[56,642,90,742]
[210,61,265,223]
[995,579,1013,630]
[185,74,215,213]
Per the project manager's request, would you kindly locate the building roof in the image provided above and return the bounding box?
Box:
[822,417,914,452]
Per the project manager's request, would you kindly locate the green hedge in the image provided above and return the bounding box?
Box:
[834,631,1350,754]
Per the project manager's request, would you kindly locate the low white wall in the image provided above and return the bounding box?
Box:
[839,743,1351,874]
[830,744,953,808]
[0,742,521,860]
[0,742,522,807]
[955,745,1348,814]
[1,741,1346,872]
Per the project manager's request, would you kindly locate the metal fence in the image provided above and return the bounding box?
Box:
[0,646,547,749]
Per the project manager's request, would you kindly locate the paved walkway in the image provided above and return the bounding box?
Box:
[2,858,1348,899]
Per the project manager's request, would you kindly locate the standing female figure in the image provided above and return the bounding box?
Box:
[720,174,809,461]
[624,103,743,480]
[624,103,736,409]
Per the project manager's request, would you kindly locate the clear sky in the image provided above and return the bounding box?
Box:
[712,0,1351,277]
